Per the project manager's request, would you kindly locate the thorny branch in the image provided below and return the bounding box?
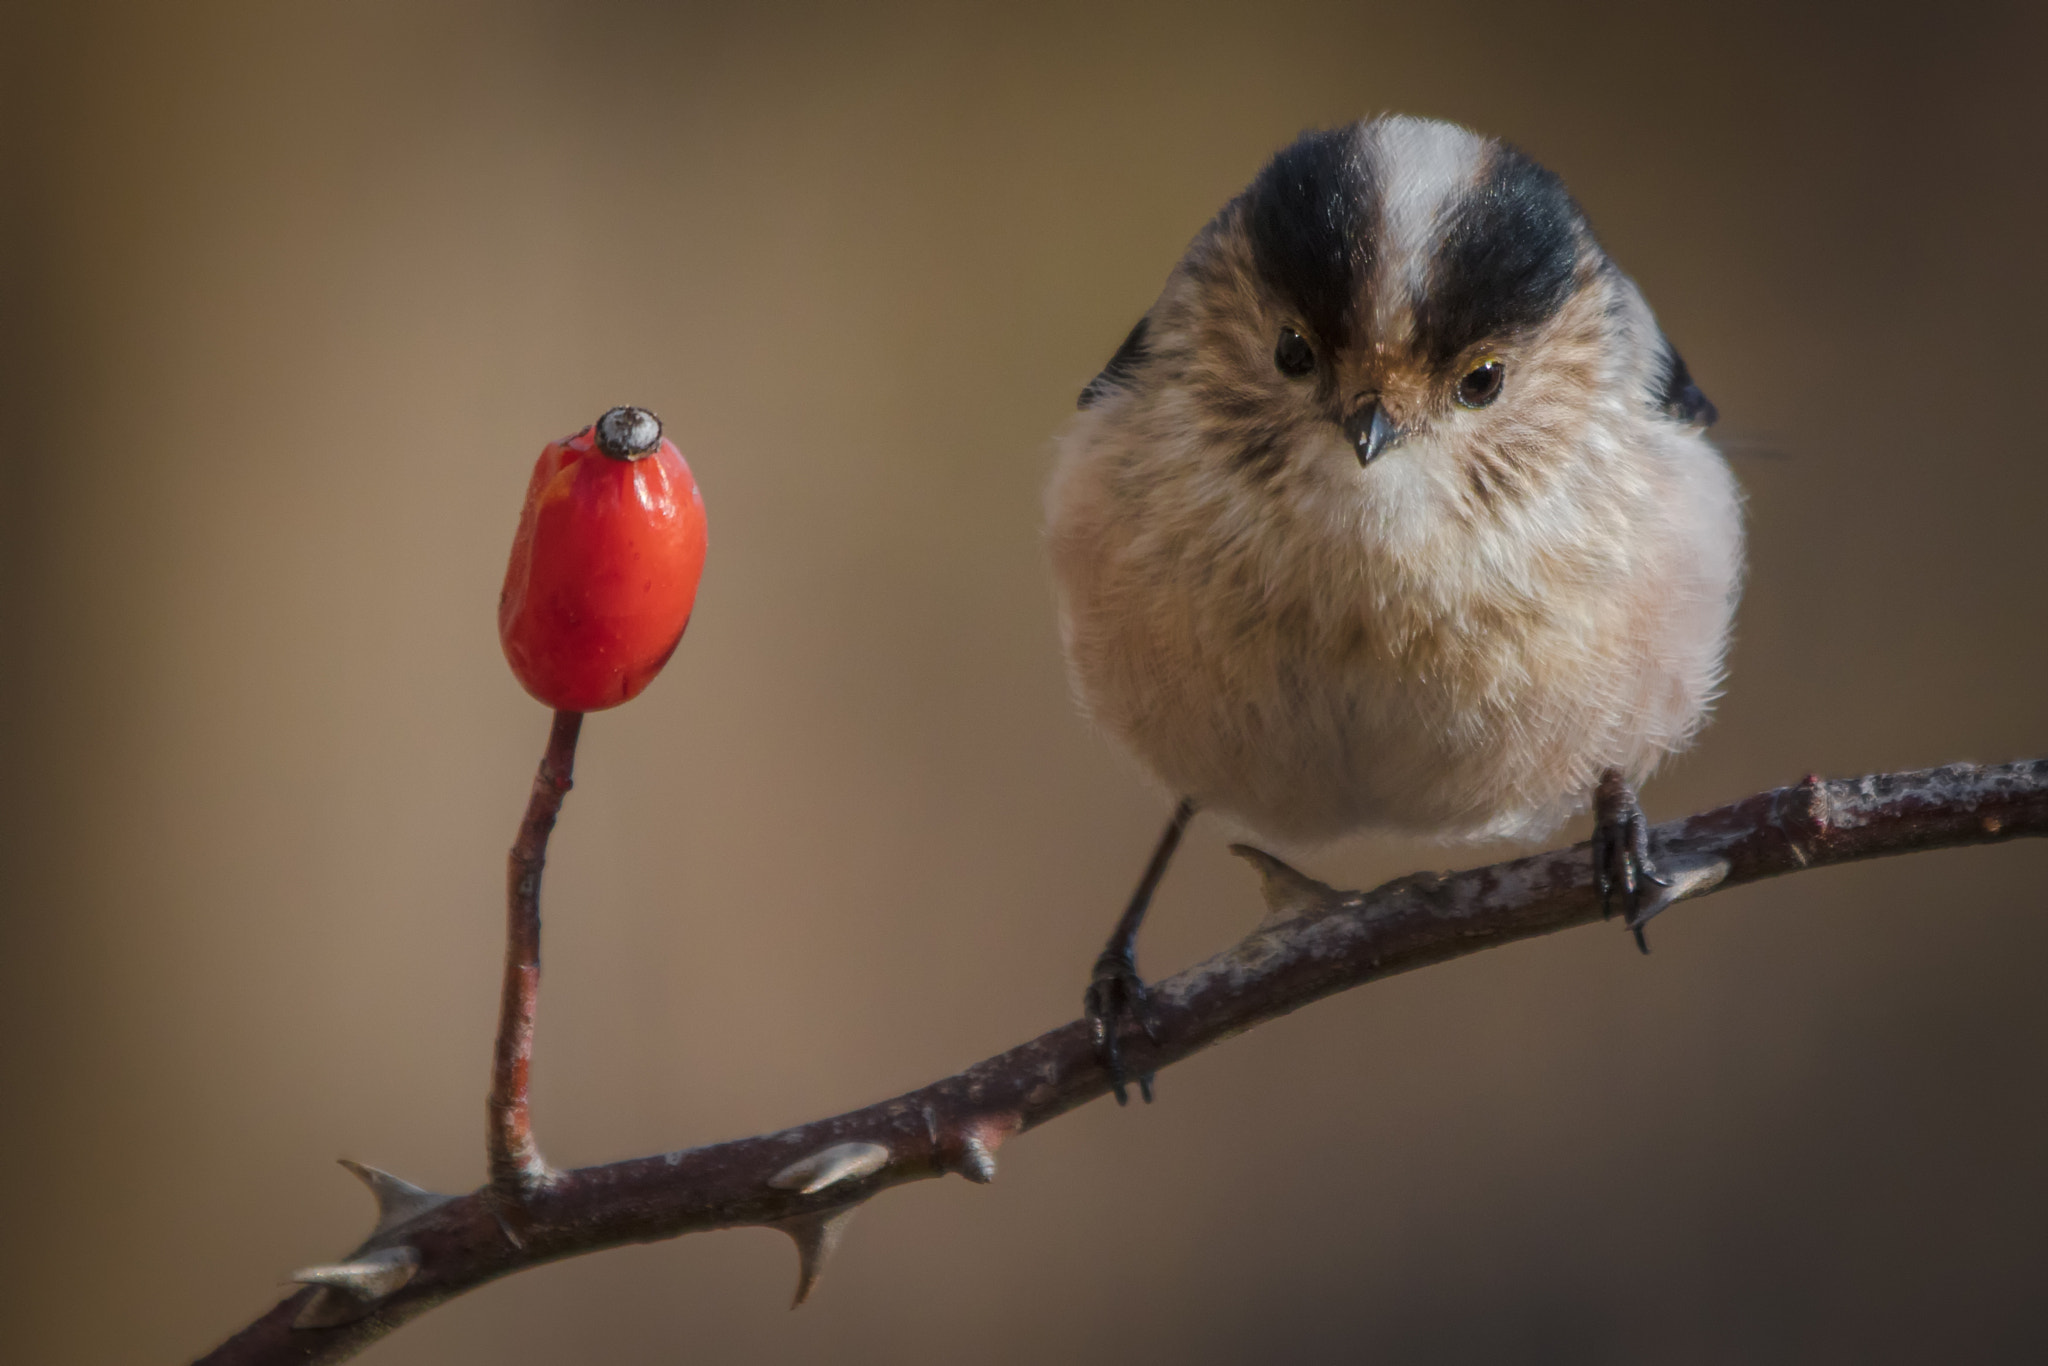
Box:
[195,759,2048,1364]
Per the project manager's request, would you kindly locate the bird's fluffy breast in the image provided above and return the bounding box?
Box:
[1047,115,1743,846]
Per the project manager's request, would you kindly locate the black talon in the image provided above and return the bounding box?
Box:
[1084,799,1194,1105]
[1085,948,1152,1105]
[1593,769,1672,953]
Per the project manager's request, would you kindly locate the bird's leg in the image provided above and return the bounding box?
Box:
[1086,798,1195,1105]
[1592,768,1672,954]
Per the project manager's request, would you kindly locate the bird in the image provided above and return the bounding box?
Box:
[1045,115,1744,1103]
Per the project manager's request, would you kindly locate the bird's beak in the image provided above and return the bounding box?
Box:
[1343,399,1402,466]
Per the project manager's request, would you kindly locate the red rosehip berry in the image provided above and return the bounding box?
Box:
[499,406,707,712]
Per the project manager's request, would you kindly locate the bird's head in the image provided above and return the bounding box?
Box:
[1076,116,1713,531]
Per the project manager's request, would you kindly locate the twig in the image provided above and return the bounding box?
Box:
[487,708,582,1200]
[192,759,2048,1365]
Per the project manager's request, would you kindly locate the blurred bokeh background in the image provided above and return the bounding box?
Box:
[5,2,2046,1362]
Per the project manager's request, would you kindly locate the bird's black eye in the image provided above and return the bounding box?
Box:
[1274,327,1315,378]
[1456,358,1506,408]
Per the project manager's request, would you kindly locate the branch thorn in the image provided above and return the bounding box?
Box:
[769,1205,862,1308]
[958,1132,998,1184]
[1624,855,1732,930]
[1229,844,1341,921]
[338,1159,456,1239]
[290,1246,420,1329]
[767,1140,890,1195]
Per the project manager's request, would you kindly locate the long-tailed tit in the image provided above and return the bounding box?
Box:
[1047,115,1743,1102]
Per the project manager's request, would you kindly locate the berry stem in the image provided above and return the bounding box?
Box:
[488,707,584,1201]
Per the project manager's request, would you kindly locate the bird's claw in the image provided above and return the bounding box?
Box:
[1593,769,1672,953]
[1085,949,1156,1105]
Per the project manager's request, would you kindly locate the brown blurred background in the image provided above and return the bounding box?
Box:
[5,2,2046,1362]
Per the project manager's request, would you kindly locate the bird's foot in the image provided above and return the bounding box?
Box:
[1085,947,1156,1105]
[1593,768,1672,953]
